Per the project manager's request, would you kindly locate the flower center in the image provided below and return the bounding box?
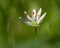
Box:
[31,21,37,26]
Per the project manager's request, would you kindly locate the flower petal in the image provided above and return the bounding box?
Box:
[32,9,36,20]
[25,21,32,26]
[27,14,32,21]
[37,8,42,16]
[36,8,42,22]
[24,11,27,15]
[24,11,32,21]
[37,12,47,24]
[19,17,25,22]
[19,17,32,26]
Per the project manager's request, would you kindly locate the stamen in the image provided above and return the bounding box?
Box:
[36,14,40,16]
[32,12,34,14]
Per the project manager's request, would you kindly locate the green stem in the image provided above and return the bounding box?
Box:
[34,27,37,35]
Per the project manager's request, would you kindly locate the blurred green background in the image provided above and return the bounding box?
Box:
[0,0,60,48]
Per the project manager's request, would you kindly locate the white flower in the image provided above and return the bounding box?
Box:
[19,8,47,27]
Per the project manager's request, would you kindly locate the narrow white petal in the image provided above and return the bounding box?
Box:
[25,21,32,26]
[37,12,47,24]
[32,9,36,16]
[19,17,21,19]
[27,14,32,21]
[19,17,26,22]
[24,11,32,21]
[24,11,27,15]
[32,9,36,20]
[19,17,32,26]
[37,8,42,16]
[36,8,42,22]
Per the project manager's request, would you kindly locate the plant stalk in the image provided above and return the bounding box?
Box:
[34,27,37,35]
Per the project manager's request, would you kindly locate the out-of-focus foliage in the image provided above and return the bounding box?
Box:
[0,0,60,48]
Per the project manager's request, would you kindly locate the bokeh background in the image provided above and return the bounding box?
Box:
[0,0,60,48]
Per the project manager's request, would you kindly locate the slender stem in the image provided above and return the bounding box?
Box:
[34,27,37,35]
